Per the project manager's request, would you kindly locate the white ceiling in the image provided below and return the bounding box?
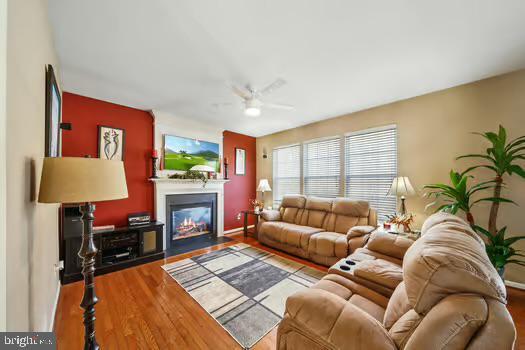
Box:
[49,0,525,137]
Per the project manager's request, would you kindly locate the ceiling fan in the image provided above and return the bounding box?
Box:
[217,78,294,117]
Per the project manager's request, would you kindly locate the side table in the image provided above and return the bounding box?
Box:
[242,210,261,238]
[376,226,420,241]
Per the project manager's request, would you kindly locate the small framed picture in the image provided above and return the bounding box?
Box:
[45,65,61,157]
[235,148,246,175]
[98,126,125,161]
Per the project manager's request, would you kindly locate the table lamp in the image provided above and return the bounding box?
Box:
[38,157,128,350]
[387,176,415,215]
[257,179,272,206]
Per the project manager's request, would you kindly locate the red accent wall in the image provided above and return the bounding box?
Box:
[61,92,154,227]
[223,130,257,231]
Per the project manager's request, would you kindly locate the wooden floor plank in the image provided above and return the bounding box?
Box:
[54,232,524,349]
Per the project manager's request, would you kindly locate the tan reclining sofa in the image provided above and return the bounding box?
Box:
[328,229,414,298]
[258,195,378,266]
[277,212,516,350]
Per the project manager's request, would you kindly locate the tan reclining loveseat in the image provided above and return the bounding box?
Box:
[258,195,378,266]
[277,212,516,349]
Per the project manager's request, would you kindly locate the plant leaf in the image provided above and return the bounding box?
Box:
[456,154,495,163]
[471,197,517,206]
[507,260,525,267]
[506,137,525,151]
[498,125,507,146]
[509,164,525,179]
[460,165,499,176]
[473,225,492,239]
[503,235,525,246]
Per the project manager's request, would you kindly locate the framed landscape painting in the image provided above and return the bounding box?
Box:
[164,135,220,172]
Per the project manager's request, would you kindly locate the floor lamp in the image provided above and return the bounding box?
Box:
[38,157,128,349]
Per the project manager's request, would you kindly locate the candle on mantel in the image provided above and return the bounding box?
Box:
[224,157,228,165]
[152,149,158,158]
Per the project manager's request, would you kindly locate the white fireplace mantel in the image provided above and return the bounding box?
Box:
[150,178,229,249]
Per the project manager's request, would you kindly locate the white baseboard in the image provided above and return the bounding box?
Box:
[505,280,525,290]
[223,225,254,235]
[49,280,61,332]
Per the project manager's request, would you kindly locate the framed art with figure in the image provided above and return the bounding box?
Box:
[98,126,126,161]
[45,64,61,157]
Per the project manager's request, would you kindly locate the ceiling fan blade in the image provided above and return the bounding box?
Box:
[264,102,295,110]
[259,78,286,96]
[229,83,251,100]
[211,102,234,108]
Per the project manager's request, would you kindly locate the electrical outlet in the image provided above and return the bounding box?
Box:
[54,260,64,271]
[236,213,242,220]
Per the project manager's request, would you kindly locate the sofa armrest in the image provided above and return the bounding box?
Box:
[366,231,414,260]
[261,209,281,221]
[347,225,377,239]
[278,289,396,350]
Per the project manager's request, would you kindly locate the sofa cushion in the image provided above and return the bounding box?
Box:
[332,198,370,217]
[303,197,332,228]
[349,294,386,322]
[312,274,390,308]
[305,197,333,211]
[334,215,361,233]
[383,282,411,329]
[308,232,348,259]
[403,213,506,315]
[350,247,403,266]
[353,259,403,290]
[306,210,328,228]
[282,207,300,223]
[366,231,413,260]
[420,212,483,246]
[259,221,324,249]
[261,209,281,221]
[347,225,376,239]
[281,195,306,208]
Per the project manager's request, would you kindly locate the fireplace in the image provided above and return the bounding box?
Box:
[165,193,217,249]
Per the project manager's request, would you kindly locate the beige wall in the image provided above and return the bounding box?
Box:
[6,0,60,330]
[0,0,6,331]
[257,70,525,283]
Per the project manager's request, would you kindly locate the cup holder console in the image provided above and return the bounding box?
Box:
[335,259,357,272]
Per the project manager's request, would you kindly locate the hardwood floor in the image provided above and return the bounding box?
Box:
[54,233,524,349]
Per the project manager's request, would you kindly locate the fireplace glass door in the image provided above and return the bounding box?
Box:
[171,204,212,240]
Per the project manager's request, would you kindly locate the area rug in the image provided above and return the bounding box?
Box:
[162,243,326,349]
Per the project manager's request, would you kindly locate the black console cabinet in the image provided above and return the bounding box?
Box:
[61,205,165,284]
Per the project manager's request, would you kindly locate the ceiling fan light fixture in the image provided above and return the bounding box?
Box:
[244,106,261,117]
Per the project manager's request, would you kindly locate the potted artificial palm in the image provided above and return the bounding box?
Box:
[424,126,525,278]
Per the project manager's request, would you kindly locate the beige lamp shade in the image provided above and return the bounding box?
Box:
[257,179,272,192]
[387,176,416,197]
[38,157,128,203]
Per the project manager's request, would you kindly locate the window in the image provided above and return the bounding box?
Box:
[272,145,301,207]
[303,137,341,197]
[345,126,397,222]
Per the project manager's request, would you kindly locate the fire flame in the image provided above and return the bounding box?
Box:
[182,217,197,228]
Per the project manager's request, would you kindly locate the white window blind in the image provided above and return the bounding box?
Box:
[273,145,301,207]
[303,138,341,197]
[345,126,397,222]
